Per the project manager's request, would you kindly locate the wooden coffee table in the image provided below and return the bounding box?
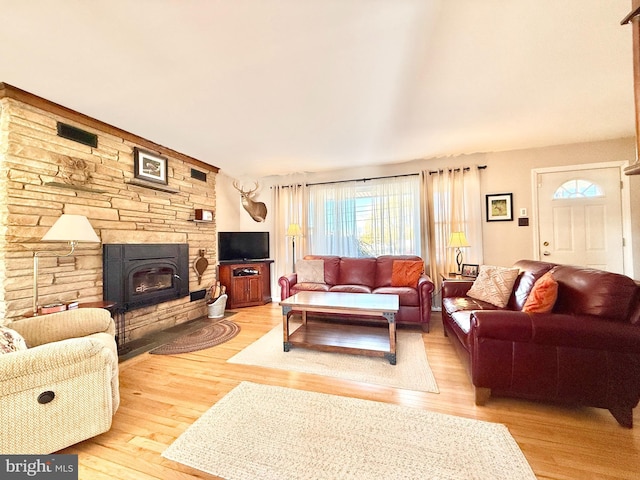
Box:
[280,291,400,365]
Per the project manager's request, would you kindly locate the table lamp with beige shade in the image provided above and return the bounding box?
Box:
[447,231,470,275]
[33,214,101,315]
[286,223,302,272]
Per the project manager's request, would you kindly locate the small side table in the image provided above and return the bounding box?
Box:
[24,301,116,318]
[24,301,124,349]
[74,301,117,311]
[439,273,473,282]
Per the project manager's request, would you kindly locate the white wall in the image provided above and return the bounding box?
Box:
[478,139,638,268]
[215,172,243,232]
[217,137,640,284]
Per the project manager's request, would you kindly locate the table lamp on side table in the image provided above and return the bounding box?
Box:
[448,231,470,275]
[286,223,302,272]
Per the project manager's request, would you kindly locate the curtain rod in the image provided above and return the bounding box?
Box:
[428,165,487,175]
[307,166,487,185]
[306,172,418,187]
[272,165,487,188]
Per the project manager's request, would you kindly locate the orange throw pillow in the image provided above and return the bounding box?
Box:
[522,271,558,313]
[391,260,424,287]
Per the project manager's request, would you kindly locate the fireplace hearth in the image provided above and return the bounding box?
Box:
[103,244,189,311]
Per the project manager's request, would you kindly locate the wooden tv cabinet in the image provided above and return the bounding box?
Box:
[218,260,273,308]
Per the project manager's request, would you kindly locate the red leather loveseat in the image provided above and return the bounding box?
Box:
[279,255,434,331]
[442,259,640,427]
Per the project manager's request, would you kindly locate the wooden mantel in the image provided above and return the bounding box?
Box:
[622,0,640,174]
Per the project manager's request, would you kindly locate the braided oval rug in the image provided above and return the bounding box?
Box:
[149,319,240,355]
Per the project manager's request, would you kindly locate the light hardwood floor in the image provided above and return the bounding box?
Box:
[61,302,640,479]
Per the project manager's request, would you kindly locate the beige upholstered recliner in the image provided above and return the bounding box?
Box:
[0,308,120,454]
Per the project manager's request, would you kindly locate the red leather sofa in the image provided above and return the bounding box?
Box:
[279,255,434,331]
[442,259,640,427]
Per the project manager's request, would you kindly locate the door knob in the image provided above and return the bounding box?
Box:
[543,251,551,256]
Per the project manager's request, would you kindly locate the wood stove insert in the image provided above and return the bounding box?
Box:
[103,243,189,312]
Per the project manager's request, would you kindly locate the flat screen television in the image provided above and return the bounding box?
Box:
[218,231,270,262]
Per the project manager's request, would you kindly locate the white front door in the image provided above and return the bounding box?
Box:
[536,166,624,273]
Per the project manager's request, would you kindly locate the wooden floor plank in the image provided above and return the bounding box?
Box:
[59,303,639,479]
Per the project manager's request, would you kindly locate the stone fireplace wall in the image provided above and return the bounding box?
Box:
[0,86,219,342]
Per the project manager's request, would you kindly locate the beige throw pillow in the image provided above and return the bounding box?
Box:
[0,326,28,354]
[467,265,520,308]
[296,259,325,284]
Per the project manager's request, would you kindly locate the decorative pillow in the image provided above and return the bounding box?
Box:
[522,271,558,313]
[296,259,325,284]
[0,326,28,354]
[467,265,520,308]
[391,260,424,287]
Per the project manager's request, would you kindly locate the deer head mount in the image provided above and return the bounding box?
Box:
[233,180,268,222]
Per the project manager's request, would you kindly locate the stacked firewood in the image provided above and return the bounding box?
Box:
[206,281,227,304]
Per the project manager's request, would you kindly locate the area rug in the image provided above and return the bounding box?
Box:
[227,323,438,392]
[162,382,536,480]
[149,319,240,355]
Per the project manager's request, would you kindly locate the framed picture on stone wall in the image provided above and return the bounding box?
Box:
[133,147,168,185]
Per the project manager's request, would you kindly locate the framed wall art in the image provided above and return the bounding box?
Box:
[133,147,168,185]
[486,193,513,222]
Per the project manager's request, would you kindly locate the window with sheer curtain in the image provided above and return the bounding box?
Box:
[306,175,421,257]
[420,167,483,289]
[272,183,307,276]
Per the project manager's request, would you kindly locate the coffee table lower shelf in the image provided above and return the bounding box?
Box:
[284,321,396,364]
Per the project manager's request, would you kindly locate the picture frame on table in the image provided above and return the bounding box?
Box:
[486,193,513,222]
[133,147,168,185]
[461,263,479,278]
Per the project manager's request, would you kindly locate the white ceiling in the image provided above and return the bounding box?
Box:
[0,1,635,179]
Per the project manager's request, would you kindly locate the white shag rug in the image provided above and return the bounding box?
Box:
[227,323,438,393]
[162,382,537,480]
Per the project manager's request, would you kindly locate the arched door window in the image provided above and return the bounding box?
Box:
[553,179,604,199]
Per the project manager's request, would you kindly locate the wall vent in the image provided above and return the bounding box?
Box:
[191,168,207,182]
[190,289,206,301]
[56,122,98,147]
